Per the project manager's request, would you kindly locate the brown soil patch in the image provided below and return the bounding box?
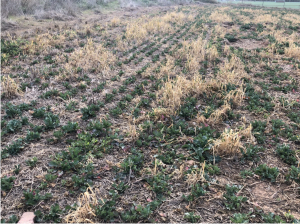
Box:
[229,39,268,50]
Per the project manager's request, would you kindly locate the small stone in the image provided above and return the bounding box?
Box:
[18,212,35,224]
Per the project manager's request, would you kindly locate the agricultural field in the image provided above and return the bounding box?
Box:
[231,1,300,9]
[1,3,300,223]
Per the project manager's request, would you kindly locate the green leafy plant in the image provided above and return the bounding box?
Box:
[230,213,249,223]
[13,165,21,175]
[61,121,79,134]
[184,212,201,223]
[1,176,16,192]
[179,97,197,120]
[182,126,216,162]
[286,166,300,184]
[112,181,129,194]
[223,185,247,210]
[271,119,293,141]
[1,215,19,223]
[81,104,100,120]
[251,120,267,144]
[225,33,238,42]
[183,183,206,201]
[5,119,22,134]
[240,170,254,179]
[87,119,111,137]
[121,201,160,222]
[121,150,144,174]
[276,144,297,165]
[254,164,279,182]
[157,150,176,165]
[23,189,52,207]
[205,164,221,175]
[288,111,300,124]
[2,139,24,157]
[241,145,264,163]
[44,113,60,130]
[32,107,46,118]
[26,157,38,168]
[146,173,169,196]
[72,174,93,192]
[34,204,62,223]
[44,174,57,183]
[93,82,106,93]
[53,130,64,141]
[25,131,41,142]
[105,93,115,103]
[261,212,284,223]
[110,106,123,117]
[95,200,117,222]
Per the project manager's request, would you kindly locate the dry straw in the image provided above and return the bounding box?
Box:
[64,187,101,223]
[1,76,23,98]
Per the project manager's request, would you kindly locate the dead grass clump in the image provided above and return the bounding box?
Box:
[23,32,67,55]
[211,128,243,157]
[1,76,23,98]
[157,76,188,114]
[209,10,232,23]
[111,17,121,27]
[224,87,245,107]
[211,124,254,157]
[66,39,116,75]
[185,162,206,186]
[64,187,100,223]
[206,45,219,62]
[125,11,192,43]
[177,36,206,74]
[285,43,300,60]
[208,103,231,124]
[126,116,140,141]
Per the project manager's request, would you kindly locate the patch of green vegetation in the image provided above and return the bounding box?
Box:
[121,200,161,222]
[184,212,201,223]
[254,164,279,182]
[23,189,52,207]
[179,97,197,120]
[251,120,267,144]
[245,84,274,113]
[182,126,217,162]
[146,173,169,196]
[286,166,300,184]
[1,176,16,192]
[261,212,285,223]
[2,139,24,158]
[61,121,79,134]
[5,119,22,133]
[241,145,264,163]
[205,164,221,175]
[25,131,41,142]
[44,113,60,130]
[87,119,111,137]
[121,149,144,174]
[1,215,19,223]
[230,213,250,223]
[240,169,254,179]
[225,33,238,42]
[271,119,293,141]
[35,204,64,223]
[276,144,297,165]
[32,107,46,118]
[223,185,247,210]
[183,183,207,201]
[26,157,38,168]
[81,103,101,120]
